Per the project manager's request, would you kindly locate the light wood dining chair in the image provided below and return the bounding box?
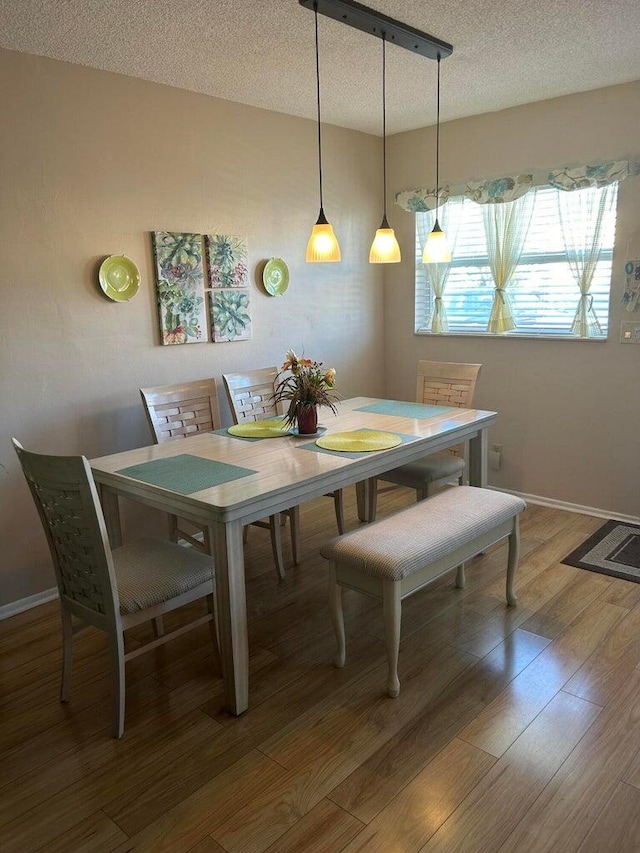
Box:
[140,378,221,555]
[140,377,292,579]
[12,438,216,739]
[222,368,346,545]
[370,361,482,521]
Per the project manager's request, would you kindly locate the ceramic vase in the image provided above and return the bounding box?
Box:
[296,404,318,435]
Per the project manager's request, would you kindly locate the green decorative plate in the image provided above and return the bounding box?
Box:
[98,255,141,302]
[263,258,289,296]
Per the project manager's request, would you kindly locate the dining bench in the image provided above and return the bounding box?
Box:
[320,486,526,697]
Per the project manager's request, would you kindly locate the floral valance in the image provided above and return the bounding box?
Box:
[394,187,451,212]
[547,160,640,191]
[465,174,534,204]
[396,159,640,211]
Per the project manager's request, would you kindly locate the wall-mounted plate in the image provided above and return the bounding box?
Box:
[263,258,289,297]
[98,255,141,302]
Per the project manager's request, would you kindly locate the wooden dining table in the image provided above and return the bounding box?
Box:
[90,396,497,715]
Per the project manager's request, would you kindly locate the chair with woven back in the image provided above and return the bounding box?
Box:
[140,377,292,579]
[139,378,221,556]
[12,438,216,739]
[222,367,345,544]
[370,361,482,521]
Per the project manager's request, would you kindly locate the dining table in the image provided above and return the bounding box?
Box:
[90,396,497,715]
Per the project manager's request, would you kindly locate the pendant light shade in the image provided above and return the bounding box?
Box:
[370,218,401,263]
[369,33,400,264]
[422,54,451,264]
[423,221,451,263]
[306,212,341,262]
[307,4,341,263]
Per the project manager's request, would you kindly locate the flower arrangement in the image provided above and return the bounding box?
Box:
[273,349,340,431]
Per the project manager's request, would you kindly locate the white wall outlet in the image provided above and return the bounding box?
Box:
[620,321,640,343]
[489,445,502,471]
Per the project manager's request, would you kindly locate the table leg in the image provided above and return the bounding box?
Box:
[355,478,376,522]
[468,427,489,488]
[209,519,248,715]
[100,486,122,548]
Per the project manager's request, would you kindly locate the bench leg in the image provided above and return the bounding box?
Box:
[506,516,520,606]
[455,563,466,589]
[328,563,346,668]
[383,580,402,698]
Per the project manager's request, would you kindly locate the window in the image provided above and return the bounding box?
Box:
[415,184,618,337]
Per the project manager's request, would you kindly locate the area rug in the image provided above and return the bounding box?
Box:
[563,520,640,583]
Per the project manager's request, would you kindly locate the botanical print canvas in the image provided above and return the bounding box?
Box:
[205,234,249,288]
[210,289,252,342]
[152,231,207,346]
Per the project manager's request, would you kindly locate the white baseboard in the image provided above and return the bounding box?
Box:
[0,587,58,622]
[491,487,640,525]
[2,491,638,622]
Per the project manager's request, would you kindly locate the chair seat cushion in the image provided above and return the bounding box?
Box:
[379,452,465,488]
[321,486,526,582]
[113,538,214,614]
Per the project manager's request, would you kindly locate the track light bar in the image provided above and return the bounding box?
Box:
[299,0,452,60]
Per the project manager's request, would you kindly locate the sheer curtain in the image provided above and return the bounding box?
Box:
[482,192,536,333]
[556,184,617,338]
[418,197,465,332]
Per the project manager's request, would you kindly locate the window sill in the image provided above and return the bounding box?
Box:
[414,330,608,342]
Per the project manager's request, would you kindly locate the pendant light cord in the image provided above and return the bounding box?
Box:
[434,52,441,226]
[382,32,387,222]
[313,4,325,213]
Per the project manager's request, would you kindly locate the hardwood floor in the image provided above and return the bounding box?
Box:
[3,487,640,852]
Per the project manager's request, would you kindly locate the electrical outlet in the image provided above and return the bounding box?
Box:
[489,447,502,471]
[491,443,503,453]
[621,321,640,343]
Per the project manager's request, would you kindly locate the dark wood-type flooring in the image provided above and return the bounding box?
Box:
[3,486,640,852]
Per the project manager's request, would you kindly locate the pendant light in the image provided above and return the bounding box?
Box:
[306,3,341,263]
[422,54,452,263]
[369,33,401,264]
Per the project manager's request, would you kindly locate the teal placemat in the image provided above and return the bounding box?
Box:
[296,430,420,459]
[117,454,257,495]
[355,400,455,419]
[212,427,259,443]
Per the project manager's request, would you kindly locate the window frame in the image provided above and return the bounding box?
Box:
[414,184,618,340]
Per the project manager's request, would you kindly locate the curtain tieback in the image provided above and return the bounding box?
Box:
[579,294,594,310]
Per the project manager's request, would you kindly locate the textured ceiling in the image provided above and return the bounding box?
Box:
[2,0,640,135]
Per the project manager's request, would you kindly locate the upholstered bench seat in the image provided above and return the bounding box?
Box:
[321,486,526,697]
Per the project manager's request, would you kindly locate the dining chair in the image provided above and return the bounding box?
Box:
[12,438,216,739]
[140,377,291,579]
[370,361,482,521]
[222,367,346,548]
[140,378,221,555]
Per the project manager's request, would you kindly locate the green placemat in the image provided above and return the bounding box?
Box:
[355,400,455,419]
[117,454,257,495]
[296,430,419,459]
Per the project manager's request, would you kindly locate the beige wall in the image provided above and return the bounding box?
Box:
[0,49,384,607]
[2,47,639,611]
[385,81,640,519]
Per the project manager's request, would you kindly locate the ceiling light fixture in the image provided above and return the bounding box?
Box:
[299,0,452,263]
[422,54,452,264]
[369,33,401,264]
[306,2,341,263]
